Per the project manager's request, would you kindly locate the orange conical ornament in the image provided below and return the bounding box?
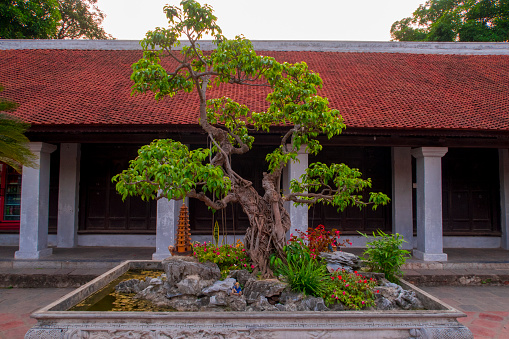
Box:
[173,203,192,255]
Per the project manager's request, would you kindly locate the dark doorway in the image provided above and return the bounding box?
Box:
[79,144,156,234]
[308,146,392,234]
[441,148,500,235]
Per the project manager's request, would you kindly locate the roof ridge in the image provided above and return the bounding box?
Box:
[1,40,509,55]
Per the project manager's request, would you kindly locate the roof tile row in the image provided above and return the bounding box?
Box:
[0,49,508,131]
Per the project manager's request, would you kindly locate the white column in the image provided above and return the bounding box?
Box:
[15,142,57,259]
[283,147,308,238]
[411,147,448,261]
[391,147,413,250]
[57,143,81,248]
[499,149,509,250]
[152,198,183,260]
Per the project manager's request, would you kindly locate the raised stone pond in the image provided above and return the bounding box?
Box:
[25,260,473,339]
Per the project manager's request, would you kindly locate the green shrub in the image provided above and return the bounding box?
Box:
[321,269,377,310]
[271,237,328,296]
[192,240,252,278]
[359,230,410,283]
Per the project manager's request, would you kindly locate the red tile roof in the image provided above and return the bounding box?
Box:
[1,49,508,131]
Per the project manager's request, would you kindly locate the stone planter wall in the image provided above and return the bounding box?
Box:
[25,260,473,339]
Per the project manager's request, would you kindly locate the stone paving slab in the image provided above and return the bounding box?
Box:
[404,268,509,286]
[0,268,109,288]
[0,288,74,339]
[1,286,508,339]
[420,286,509,339]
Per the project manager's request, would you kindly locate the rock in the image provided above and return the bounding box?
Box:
[320,251,361,273]
[209,291,228,306]
[374,281,424,310]
[395,289,424,310]
[176,275,215,295]
[115,278,151,294]
[249,296,278,312]
[228,270,254,286]
[274,304,287,311]
[227,295,247,311]
[298,296,329,311]
[243,279,287,304]
[201,278,236,295]
[167,295,200,312]
[162,256,221,287]
[375,297,395,310]
[279,291,305,304]
[149,278,163,285]
[377,286,399,299]
[328,303,345,311]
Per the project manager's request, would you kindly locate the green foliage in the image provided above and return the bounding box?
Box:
[289,162,390,212]
[322,270,377,310]
[112,139,231,202]
[391,0,509,42]
[56,0,112,39]
[131,0,346,174]
[271,236,377,309]
[271,238,328,296]
[0,0,112,39]
[125,1,392,276]
[0,0,61,39]
[0,85,36,172]
[206,97,254,149]
[213,220,220,246]
[359,230,411,283]
[192,240,252,278]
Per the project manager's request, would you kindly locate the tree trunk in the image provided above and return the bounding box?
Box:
[235,173,291,277]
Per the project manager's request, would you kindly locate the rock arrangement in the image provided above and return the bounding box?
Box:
[375,281,424,310]
[114,256,424,312]
[319,251,361,272]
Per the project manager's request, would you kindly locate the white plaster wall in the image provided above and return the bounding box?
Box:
[0,234,501,249]
[78,235,155,247]
[346,236,500,249]
[0,234,57,246]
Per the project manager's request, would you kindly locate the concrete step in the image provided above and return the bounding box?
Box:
[0,268,110,288]
[403,268,509,286]
[0,259,124,270]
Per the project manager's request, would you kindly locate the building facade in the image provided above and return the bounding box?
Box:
[1,40,508,261]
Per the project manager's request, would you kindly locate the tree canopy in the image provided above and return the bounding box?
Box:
[0,0,112,39]
[56,0,112,39]
[391,0,509,42]
[0,0,61,39]
[0,85,36,172]
[113,0,389,276]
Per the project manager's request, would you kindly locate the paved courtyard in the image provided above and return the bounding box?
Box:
[1,286,508,338]
[420,286,509,339]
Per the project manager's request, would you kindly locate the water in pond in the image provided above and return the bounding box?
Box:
[69,269,174,312]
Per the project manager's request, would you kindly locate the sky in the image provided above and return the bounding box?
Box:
[96,0,426,41]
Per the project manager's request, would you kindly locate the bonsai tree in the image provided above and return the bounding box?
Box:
[113,0,390,276]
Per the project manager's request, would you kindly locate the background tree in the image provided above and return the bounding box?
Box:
[56,0,112,39]
[391,0,509,42]
[0,85,36,172]
[0,0,61,39]
[113,0,389,276]
[0,0,112,39]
